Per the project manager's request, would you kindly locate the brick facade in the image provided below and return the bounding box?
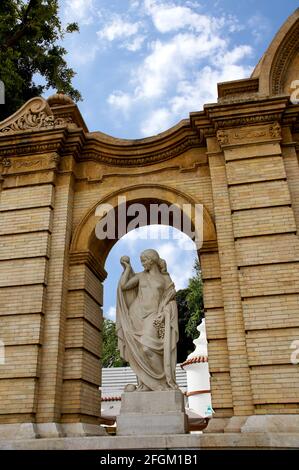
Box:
[0,10,299,435]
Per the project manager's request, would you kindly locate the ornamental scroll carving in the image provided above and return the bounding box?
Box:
[217,122,281,146]
[0,97,74,134]
[0,153,60,175]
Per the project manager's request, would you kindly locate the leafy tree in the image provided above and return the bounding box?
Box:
[102,318,127,368]
[176,287,195,363]
[185,259,204,338]
[0,0,81,121]
[176,259,204,361]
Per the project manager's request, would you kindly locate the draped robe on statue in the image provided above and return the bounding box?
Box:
[116,267,179,391]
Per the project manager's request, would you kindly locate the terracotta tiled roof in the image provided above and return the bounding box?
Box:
[180,356,208,368]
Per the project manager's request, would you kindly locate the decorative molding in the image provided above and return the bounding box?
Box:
[215,113,282,129]
[82,136,202,167]
[271,21,299,95]
[0,142,60,158]
[218,78,259,102]
[14,159,41,168]
[2,153,61,175]
[269,122,281,139]
[0,157,12,179]
[69,251,107,282]
[216,122,281,146]
[216,130,229,145]
[0,157,12,168]
[0,97,75,135]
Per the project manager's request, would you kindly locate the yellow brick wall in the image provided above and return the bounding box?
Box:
[222,131,299,415]
[1,95,299,428]
[0,176,53,422]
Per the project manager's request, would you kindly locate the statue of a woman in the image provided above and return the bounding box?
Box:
[116,249,179,391]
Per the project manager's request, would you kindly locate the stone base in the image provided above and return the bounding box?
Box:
[37,423,64,438]
[62,423,107,437]
[241,415,299,433]
[204,414,299,434]
[0,423,39,440]
[0,422,106,440]
[1,432,299,450]
[116,390,188,436]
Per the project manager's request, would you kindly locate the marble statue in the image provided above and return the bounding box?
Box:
[116,249,179,391]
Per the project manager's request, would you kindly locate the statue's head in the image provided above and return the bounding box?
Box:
[140,249,167,273]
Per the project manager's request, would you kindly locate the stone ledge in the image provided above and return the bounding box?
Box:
[1,433,299,450]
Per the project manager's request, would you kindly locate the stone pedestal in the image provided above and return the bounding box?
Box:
[116,390,188,436]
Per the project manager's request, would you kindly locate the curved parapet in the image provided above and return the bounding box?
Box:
[251,8,299,97]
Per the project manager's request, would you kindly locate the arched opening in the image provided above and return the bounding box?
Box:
[100,223,212,431]
[64,184,218,428]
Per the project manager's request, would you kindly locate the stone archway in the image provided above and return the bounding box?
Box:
[62,184,223,431]
[1,9,299,443]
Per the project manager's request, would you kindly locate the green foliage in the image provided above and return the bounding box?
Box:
[102,318,127,368]
[0,0,81,121]
[176,259,204,361]
[185,259,204,338]
[176,287,195,362]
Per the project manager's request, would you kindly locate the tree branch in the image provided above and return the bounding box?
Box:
[1,0,38,50]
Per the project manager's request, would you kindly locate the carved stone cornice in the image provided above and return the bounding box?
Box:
[205,96,288,132]
[0,142,61,159]
[0,97,76,135]
[69,251,107,282]
[81,135,202,167]
[217,78,259,103]
[215,113,283,129]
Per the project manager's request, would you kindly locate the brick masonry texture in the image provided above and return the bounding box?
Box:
[1,11,299,428]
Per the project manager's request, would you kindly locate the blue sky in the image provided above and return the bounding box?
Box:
[57,0,298,137]
[54,0,298,320]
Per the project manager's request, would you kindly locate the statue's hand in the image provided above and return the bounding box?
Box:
[120,255,130,269]
[156,311,164,323]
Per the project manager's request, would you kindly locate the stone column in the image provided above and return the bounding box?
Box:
[0,151,59,439]
[60,251,107,436]
[34,170,75,438]
[199,243,233,420]
[212,115,299,432]
[206,136,254,426]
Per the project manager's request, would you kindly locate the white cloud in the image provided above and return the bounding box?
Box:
[63,0,95,26]
[144,0,219,34]
[134,32,226,101]
[123,35,146,51]
[107,91,133,114]
[106,305,116,321]
[140,108,172,135]
[67,43,99,66]
[97,15,141,42]
[155,240,196,290]
[105,0,254,136]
